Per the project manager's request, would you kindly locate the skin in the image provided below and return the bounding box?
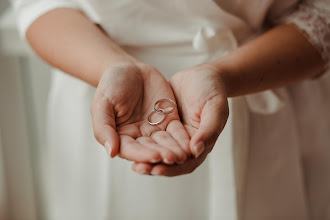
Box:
[133,24,325,176]
[26,8,325,177]
[27,8,191,166]
[132,63,229,175]
[91,62,190,166]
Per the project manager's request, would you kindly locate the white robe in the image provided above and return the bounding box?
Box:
[12,0,330,219]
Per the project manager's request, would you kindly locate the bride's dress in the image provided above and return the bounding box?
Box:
[12,0,330,219]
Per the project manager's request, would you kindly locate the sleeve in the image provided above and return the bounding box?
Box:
[11,0,79,38]
[245,0,330,115]
[276,0,330,73]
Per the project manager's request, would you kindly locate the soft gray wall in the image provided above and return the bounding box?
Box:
[0,0,9,13]
[0,2,10,219]
[0,2,48,219]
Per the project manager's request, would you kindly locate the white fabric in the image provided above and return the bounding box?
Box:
[11,0,330,219]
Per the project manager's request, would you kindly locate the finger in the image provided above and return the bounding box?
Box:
[117,123,142,139]
[190,96,229,158]
[149,150,208,177]
[184,125,197,138]
[119,135,162,162]
[166,120,191,155]
[131,162,153,175]
[136,122,162,138]
[91,96,119,158]
[151,131,187,164]
[137,137,177,164]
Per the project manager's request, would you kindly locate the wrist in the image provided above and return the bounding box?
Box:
[96,54,141,86]
[208,53,256,98]
[102,54,140,72]
[206,59,234,97]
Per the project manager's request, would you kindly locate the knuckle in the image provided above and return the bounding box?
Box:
[176,147,187,157]
[137,136,149,143]
[163,151,175,161]
[150,151,161,160]
[154,131,168,139]
[149,130,159,139]
[177,151,187,161]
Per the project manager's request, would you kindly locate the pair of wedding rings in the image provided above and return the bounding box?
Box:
[147,99,177,126]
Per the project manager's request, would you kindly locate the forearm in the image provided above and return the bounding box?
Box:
[26,8,136,87]
[211,24,325,97]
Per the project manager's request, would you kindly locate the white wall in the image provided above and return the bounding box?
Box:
[0,6,52,220]
[0,1,10,216]
[0,133,8,220]
[0,0,9,13]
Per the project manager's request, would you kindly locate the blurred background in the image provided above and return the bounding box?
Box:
[0,1,51,219]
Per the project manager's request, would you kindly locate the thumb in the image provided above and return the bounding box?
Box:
[190,96,229,158]
[91,97,120,158]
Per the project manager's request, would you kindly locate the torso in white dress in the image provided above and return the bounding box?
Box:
[12,0,330,219]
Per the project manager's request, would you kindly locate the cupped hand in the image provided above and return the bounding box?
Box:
[91,62,191,167]
[132,63,229,176]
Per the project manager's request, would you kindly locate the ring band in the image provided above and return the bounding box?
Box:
[147,109,166,126]
[154,98,177,115]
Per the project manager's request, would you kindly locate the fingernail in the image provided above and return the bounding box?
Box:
[163,158,174,165]
[194,141,205,158]
[151,170,160,176]
[151,158,161,163]
[104,141,112,157]
[137,169,149,175]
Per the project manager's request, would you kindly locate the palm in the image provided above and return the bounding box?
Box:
[132,64,229,176]
[113,64,177,133]
[92,63,190,166]
[170,64,226,134]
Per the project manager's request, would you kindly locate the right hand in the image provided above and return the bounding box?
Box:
[90,62,191,170]
[131,63,229,176]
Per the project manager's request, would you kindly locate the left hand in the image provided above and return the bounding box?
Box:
[132,63,229,176]
[90,62,191,166]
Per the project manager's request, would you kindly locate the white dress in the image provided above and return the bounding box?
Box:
[12,0,330,219]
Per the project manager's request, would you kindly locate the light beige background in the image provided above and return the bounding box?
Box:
[0,2,51,219]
